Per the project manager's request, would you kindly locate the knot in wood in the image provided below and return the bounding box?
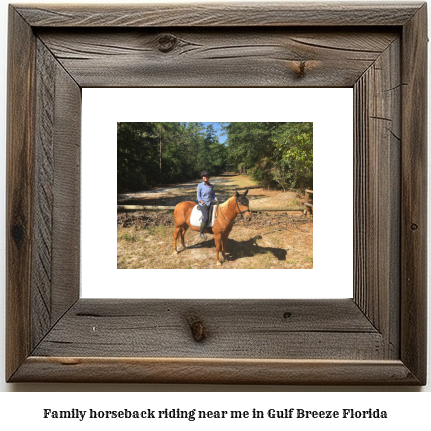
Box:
[11,222,25,246]
[157,34,178,53]
[186,314,206,342]
[294,61,307,78]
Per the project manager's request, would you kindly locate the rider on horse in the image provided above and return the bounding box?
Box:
[197,170,218,240]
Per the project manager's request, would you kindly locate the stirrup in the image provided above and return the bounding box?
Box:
[200,232,207,240]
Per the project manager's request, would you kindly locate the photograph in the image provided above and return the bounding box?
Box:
[117,122,313,269]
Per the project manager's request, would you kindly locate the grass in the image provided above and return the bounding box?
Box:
[119,231,138,242]
[231,174,258,189]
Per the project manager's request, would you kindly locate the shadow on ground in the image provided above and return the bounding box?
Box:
[182,235,287,262]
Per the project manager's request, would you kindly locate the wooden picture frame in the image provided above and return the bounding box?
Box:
[6,2,427,385]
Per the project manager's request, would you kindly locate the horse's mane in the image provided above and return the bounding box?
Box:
[219,196,235,210]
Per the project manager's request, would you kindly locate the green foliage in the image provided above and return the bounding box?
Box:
[120,232,138,242]
[223,122,313,190]
[117,122,312,192]
[117,122,227,191]
[275,122,313,189]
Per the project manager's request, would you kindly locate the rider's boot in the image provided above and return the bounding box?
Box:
[199,222,207,240]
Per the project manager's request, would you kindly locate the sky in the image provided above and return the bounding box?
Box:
[203,122,227,144]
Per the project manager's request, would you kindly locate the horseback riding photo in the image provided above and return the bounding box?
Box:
[117,122,313,269]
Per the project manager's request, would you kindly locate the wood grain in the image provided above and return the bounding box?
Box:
[353,38,401,358]
[32,299,384,360]
[32,40,56,347]
[15,2,423,27]
[50,51,81,325]
[37,29,398,87]
[31,39,81,349]
[6,8,36,381]
[12,357,420,385]
[400,3,428,384]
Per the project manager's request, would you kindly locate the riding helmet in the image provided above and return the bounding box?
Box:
[201,170,209,178]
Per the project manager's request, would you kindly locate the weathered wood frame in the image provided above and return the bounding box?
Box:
[6,3,427,384]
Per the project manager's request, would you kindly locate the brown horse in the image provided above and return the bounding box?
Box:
[173,190,251,265]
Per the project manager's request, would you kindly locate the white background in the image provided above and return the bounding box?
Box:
[82,87,353,299]
[0,0,430,424]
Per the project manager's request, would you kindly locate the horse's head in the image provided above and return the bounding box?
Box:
[235,189,251,222]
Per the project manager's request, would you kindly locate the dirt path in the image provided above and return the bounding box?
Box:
[118,174,304,209]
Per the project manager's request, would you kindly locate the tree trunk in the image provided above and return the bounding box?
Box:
[159,130,162,185]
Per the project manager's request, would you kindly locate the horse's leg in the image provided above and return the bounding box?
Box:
[221,225,233,262]
[214,232,222,266]
[173,226,181,254]
[221,233,228,262]
[181,225,189,250]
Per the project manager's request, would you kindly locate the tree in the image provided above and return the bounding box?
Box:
[275,122,313,189]
[117,122,227,191]
[223,122,313,190]
[117,121,311,193]
[117,122,159,191]
[199,124,227,175]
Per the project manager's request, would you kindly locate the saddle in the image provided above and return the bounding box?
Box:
[190,200,219,227]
